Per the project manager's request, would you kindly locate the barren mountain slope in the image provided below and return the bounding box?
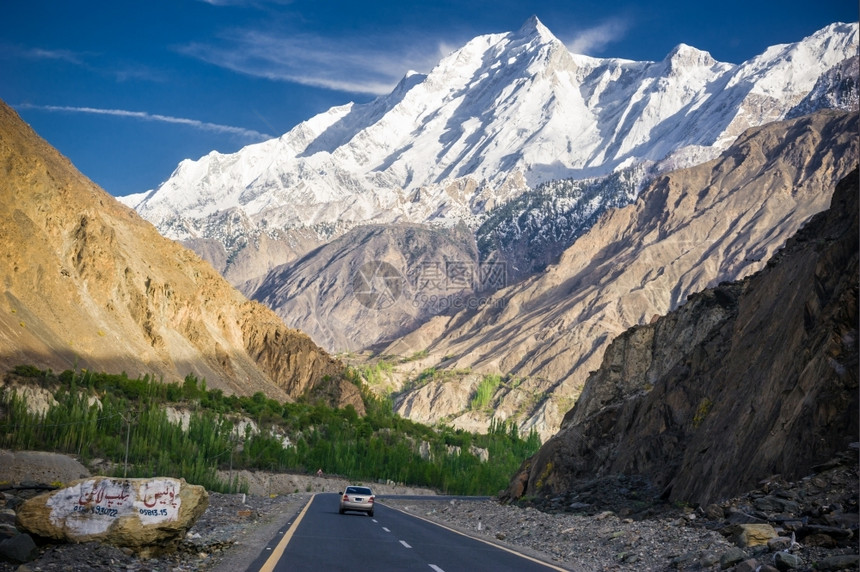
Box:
[387,110,858,438]
[249,222,482,351]
[505,167,858,507]
[121,21,858,291]
[0,101,361,411]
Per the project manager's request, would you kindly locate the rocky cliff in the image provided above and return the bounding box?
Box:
[503,168,858,507]
[388,110,858,438]
[0,101,361,412]
[247,222,481,351]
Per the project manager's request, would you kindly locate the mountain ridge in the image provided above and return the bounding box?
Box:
[0,100,362,412]
[121,20,857,254]
[111,18,858,438]
[503,166,859,506]
[387,110,858,438]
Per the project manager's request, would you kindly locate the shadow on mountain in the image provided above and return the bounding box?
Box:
[504,167,859,507]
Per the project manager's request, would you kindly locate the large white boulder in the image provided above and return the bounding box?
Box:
[15,477,208,557]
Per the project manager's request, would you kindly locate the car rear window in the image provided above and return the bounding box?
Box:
[346,486,372,495]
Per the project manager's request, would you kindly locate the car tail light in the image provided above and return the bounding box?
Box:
[368,497,374,503]
[343,494,349,500]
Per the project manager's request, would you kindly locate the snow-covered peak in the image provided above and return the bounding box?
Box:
[728,22,858,97]
[664,43,719,72]
[787,55,860,118]
[515,14,556,42]
[122,19,859,244]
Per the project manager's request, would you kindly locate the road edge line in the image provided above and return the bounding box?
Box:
[257,493,316,572]
[381,502,570,572]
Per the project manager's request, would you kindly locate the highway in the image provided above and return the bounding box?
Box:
[250,492,567,572]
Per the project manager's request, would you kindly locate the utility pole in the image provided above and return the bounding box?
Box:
[229,437,234,494]
[119,412,133,479]
[125,417,130,478]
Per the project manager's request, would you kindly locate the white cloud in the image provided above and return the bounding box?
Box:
[11,45,165,82]
[15,104,271,141]
[179,29,447,96]
[18,47,87,65]
[564,18,631,56]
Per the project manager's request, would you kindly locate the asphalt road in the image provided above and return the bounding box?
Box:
[250,492,566,572]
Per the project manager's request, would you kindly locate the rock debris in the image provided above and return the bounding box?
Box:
[0,458,856,571]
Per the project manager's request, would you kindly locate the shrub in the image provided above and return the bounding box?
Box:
[471,374,502,410]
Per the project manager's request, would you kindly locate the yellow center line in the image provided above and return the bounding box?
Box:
[257,493,316,572]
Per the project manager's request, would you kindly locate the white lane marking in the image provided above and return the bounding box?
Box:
[383,527,391,532]
[399,540,412,548]
[429,566,445,572]
[372,519,378,523]
[386,504,569,572]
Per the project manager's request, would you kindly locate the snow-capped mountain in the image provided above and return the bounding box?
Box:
[121,18,859,249]
[787,55,859,119]
[476,165,645,280]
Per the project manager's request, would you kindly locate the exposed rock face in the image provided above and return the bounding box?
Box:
[182,216,325,288]
[249,222,482,352]
[238,302,361,410]
[388,110,859,438]
[15,477,208,557]
[475,167,643,283]
[393,373,483,427]
[787,55,859,119]
[122,23,857,365]
[503,168,859,507]
[0,100,359,412]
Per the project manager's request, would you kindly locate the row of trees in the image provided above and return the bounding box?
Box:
[0,366,540,496]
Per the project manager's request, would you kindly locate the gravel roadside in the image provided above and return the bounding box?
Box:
[0,452,857,571]
[381,497,729,571]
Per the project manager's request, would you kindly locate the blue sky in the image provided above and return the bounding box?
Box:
[1,1,856,197]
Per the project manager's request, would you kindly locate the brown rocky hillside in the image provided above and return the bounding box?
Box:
[0,101,361,412]
[504,167,859,507]
[248,222,480,352]
[387,110,859,438]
